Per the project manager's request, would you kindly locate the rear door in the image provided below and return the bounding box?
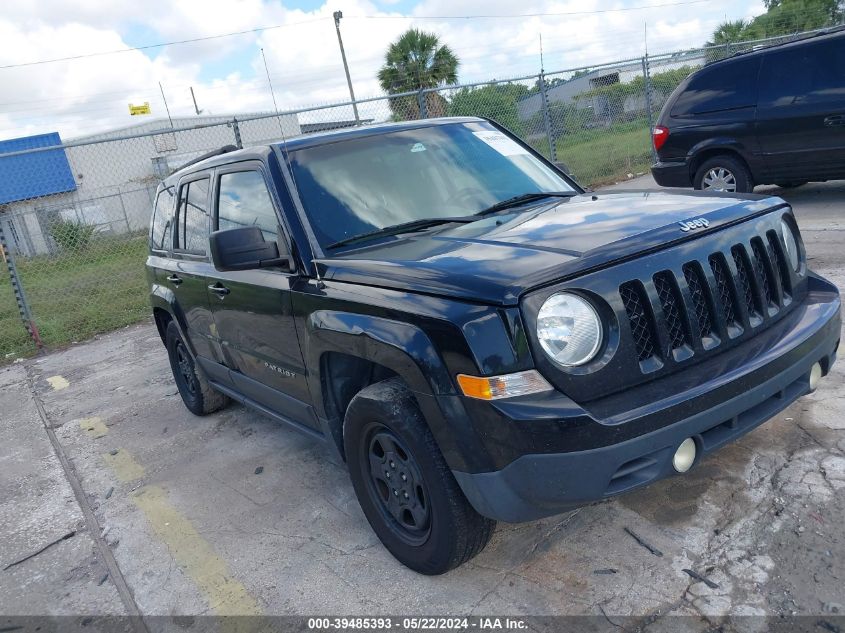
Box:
[167,173,218,361]
[205,162,315,429]
[756,36,845,182]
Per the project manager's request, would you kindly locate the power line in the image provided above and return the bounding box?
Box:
[0,17,329,70]
[349,0,712,20]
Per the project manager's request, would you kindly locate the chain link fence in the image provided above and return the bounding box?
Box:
[0,26,838,361]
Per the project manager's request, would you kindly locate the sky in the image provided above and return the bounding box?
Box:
[0,0,766,139]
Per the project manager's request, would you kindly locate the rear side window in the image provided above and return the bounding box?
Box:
[150,186,175,251]
[216,171,279,241]
[175,177,211,254]
[759,39,845,107]
[671,57,761,116]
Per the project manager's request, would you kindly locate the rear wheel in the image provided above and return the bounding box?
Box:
[693,155,753,193]
[165,321,228,416]
[344,378,495,574]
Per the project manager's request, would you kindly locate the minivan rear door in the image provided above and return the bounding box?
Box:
[756,36,845,182]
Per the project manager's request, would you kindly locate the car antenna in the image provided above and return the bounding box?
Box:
[261,47,319,282]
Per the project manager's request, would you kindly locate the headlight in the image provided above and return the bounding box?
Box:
[780,218,800,271]
[537,292,603,367]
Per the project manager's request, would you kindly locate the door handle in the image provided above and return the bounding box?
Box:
[824,115,845,127]
[166,274,183,286]
[208,283,230,297]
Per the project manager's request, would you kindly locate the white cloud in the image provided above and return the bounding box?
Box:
[0,0,762,139]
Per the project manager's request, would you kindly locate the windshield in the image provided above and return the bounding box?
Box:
[287,121,577,250]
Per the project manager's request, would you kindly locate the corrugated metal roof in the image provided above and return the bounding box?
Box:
[0,132,77,205]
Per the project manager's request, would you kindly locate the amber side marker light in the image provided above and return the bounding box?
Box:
[457,370,553,401]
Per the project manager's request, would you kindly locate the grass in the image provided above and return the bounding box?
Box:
[557,120,654,187]
[529,119,654,188]
[0,234,150,361]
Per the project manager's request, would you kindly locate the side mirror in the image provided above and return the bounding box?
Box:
[209,226,290,272]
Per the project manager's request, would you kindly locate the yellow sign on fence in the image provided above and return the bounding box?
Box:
[128,102,151,116]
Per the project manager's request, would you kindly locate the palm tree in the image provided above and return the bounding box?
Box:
[705,20,749,61]
[378,29,459,119]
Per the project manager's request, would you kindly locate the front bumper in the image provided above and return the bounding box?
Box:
[651,160,691,188]
[453,276,841,522]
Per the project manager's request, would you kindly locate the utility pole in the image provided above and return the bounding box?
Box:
[333,11,360,125]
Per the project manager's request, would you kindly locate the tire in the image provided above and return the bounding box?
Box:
[165,321,228,416]
[693,155,754,193]
[775,181,807,189]
[344,377,495,574]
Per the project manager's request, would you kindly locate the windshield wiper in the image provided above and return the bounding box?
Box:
[475,191,577,217]
[326,216,475,250]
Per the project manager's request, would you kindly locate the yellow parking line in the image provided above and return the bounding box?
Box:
[131,486,263,617]
[103,449,145,482]
[47,375,69,391]
[80,417,109,439]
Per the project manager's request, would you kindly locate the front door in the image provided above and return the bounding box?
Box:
[204,163,315,429]
[756,37,845,183]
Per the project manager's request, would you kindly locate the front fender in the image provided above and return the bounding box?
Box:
[304,310,495,472]
[307,310,454,396]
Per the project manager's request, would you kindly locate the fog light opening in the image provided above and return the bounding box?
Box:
[673,438,697,473]
[808,362,823,392]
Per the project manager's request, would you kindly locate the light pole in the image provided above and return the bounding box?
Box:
[333,10,360,125]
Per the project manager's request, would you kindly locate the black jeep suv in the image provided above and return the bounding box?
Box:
[651,28,845,192]
[147,118,840,574]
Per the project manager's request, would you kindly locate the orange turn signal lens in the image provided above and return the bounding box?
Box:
[456,370,552,400]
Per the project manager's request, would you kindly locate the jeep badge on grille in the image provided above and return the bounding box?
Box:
[679,218,710,232]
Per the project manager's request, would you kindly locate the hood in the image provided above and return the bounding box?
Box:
[320,190,787,305]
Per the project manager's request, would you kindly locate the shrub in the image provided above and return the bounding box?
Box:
[50,218,96,252]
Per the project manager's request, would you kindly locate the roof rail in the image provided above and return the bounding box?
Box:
[180,145,238,171]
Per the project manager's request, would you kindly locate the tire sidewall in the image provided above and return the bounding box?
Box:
[694,156,753,193]
[344,384,463,574]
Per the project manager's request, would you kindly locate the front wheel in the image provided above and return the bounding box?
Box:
[693,155,754,193]
[344,378,495,574]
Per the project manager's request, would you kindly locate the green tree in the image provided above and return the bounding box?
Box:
[707,0,843,51]
[378,29,459,120]
[447,83,529,134]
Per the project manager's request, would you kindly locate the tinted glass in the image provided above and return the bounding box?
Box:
[759,39,845,107]
[217,171,278,241]
[151,185,175,251]
[671,57,760,116]
[176,178,210,253]
[289,122,574,249]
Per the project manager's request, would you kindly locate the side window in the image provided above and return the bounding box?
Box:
[759,40,845,107]
[175,177,211,254]
[150,186,175,251]
[671,57,760,116]
[216,171,279,241]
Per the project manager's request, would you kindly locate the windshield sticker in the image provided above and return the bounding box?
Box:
[472,131,529,156]
[410,142,426,153]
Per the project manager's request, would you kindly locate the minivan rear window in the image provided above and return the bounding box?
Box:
[671,57,761,116]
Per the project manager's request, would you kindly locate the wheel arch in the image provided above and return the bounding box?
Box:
[305,311,479,471]
[687,142,753,184]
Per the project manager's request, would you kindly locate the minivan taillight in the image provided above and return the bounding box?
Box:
[652,125,669,152]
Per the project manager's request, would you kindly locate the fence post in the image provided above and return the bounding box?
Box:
[118,186,131,232]
[231,117,243,149]
[641,55,657,164]
[0,220,43,350]
[538,72,557,163]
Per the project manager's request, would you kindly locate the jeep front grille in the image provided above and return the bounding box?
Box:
[619,233,794,371]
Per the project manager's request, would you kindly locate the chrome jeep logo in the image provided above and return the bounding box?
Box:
[678,218,710,232]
